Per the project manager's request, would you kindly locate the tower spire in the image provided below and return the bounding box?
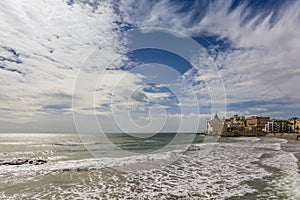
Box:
[214,113,219,120]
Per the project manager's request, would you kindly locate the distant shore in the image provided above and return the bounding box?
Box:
[203,132,300,140]
[264,133,300,141]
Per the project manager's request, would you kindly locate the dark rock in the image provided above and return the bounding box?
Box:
[0,159,47,166]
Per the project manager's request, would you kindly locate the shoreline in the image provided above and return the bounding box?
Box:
[264,133,300,141]
[276,135,300,172]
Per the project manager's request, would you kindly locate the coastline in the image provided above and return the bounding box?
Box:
[275,135,300,171]
[264,133,300,141]
[212,132,300,171]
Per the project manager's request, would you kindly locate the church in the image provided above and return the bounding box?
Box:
[206,113,224,135]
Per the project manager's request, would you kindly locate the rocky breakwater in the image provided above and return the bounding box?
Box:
[0,158,47,166]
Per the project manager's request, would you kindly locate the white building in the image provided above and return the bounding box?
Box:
[265,120,280,133]
[206,113,224,135]
[264,119,289,133]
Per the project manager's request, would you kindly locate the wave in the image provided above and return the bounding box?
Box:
[1,137,299,199]
[0,142,35,145]
[53,142,102,146]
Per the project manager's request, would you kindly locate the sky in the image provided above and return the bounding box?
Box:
[0,0,300,133]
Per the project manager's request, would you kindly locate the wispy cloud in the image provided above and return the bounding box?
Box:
[118,0,300,119]
[0,0,121,126]
[1,0,299,132]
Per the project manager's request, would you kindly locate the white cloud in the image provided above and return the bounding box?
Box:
[118,0,300,118]
[1,0,300,133]
[0,0,121,126]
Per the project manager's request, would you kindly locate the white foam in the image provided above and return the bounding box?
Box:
[1,137,300,199]
[261,149,300,199]
[229,137,261,142]
[0,142,35,145]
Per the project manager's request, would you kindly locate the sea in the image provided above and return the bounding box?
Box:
[0,133,300,200]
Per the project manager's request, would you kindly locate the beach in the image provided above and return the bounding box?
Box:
[0,133,300,199]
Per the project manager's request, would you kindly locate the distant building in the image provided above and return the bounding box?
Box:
[206,114,300,136]
[289,118,300,133]
[223,114,245,132]
[206,113,224,135]
[265,119,289,133]
[279,120,289,133]
[245,116,270,132]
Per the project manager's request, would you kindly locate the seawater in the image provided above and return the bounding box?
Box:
[0,133,299,199]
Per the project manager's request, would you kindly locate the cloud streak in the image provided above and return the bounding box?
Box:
[118,0,300,119]
[1,0,299,132]
[0,0,121,126]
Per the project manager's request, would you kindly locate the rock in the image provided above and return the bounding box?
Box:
[0,159,47,166]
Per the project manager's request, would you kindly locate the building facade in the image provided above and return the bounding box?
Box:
[265,119,290,133]
[245,116,270,132]
[223,114,245,133]
[289,118,300,133]
[206,113,224,135]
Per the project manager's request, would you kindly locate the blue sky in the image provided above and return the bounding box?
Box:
[0,0,300,133]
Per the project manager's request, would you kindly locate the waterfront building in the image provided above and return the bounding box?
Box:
[206,114,300,136]
[223,114,245,132]
[206,113,224,135]
[265,119,289,133]
[289,118,300,133]
[245,116,270,132]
